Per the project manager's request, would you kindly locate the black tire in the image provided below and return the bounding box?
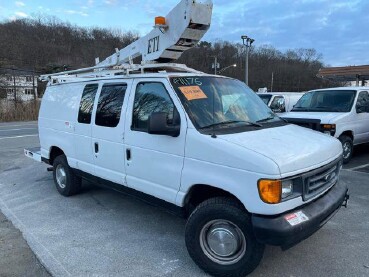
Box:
[339,135,353,164]
[53,155,82,196]
[185,197,265,277]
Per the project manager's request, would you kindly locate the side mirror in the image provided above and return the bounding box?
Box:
[271,101,286,113]
[148,112,180,137]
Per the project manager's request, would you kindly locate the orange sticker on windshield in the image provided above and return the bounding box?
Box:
[179,86,207,101]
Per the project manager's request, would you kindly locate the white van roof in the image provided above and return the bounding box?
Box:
[308,87,369,92]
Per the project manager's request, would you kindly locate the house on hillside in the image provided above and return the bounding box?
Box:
[0,69,39,101]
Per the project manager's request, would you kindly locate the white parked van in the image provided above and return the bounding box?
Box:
[25,64,349,277]
[282,87,369,163]
[258,92,304,114]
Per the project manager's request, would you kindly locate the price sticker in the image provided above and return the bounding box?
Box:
[179,86,207,101]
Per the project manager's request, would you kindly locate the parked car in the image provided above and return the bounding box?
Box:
[257,92,304,113]
[25,66,349,277]
[282,87,369,163]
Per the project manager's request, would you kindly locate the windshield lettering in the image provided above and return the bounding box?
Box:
[172,77,203,86]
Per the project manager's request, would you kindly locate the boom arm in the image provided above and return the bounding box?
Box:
[97,0,213,67]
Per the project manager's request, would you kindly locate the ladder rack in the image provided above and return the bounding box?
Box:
[41,63,204,83]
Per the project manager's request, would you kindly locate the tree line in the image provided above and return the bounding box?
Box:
[0,17,340,93]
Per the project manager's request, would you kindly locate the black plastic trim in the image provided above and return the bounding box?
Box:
[252,181,348,250]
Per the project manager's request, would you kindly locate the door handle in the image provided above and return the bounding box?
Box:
[94,142,99,153]
[126,149,131,161]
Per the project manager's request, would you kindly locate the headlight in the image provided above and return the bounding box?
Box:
[258,178,301,204]
[282,180,293,198]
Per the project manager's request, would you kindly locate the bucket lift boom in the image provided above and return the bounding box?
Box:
[98,0,213,67]
[40,0,213,81]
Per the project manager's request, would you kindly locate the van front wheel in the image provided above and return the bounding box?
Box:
[53,155,81,196]
[339,135,353,164]
[185,197,265,277]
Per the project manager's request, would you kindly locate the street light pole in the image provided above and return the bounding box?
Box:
[218,64,237,75]
[241,35,255,86]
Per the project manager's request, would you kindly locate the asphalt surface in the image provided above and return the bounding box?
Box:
[0,121,50,277]
[0,121,368,277]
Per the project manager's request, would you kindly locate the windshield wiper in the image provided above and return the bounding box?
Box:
[200,120,262,129]
[291,107,310,112]
[312,106,342,112]
[256,114,276,123]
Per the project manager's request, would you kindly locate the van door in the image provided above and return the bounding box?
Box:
[91,80,132,184]
[354,91,369,144]
[124,79,187,204]
[74,83,99,175]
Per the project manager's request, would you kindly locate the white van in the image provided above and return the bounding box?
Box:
[282,87,369,163]
[258,92,304,114]
[25,64,349,277]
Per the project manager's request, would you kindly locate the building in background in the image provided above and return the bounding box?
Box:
[0,68,39,101]
[318,65,369,87]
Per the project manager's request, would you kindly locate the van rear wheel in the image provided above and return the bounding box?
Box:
[339,135,353,164]
[53,155,82,196]
[185,197,265,277]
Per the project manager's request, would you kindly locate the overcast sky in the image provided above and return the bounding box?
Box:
[1,0,368,66]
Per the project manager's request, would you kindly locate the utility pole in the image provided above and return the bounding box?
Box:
[271,72,274,92]
[13,72,17,105]
[241,35,255,86]
[32,72,36,100]
[212,56,219,75]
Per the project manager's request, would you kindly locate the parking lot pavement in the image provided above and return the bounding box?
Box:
[0,122,369,277]
[0,121,50,276]
[344,143,369,174]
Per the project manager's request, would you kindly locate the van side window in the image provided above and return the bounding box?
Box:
[78,84,99,124]
[270,96,286,112]
[132,82,175,132]
[95,83,127,128]
[357,91,369,112]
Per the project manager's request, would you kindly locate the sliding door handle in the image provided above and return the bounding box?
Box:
[94,142,99,153]
[126,149,131,161]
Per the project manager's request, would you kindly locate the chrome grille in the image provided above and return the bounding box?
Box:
[303,159,341,201]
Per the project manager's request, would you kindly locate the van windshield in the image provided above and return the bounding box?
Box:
[292,90,356,112]
[170,77,281,132]
[258,94,272,105]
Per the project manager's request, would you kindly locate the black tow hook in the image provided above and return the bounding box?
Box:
[342,192,350,208]
[47,167,54,172]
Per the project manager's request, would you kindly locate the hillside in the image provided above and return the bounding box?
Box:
[0,17,338,91]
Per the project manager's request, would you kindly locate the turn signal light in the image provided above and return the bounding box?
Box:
[322,124,336,130]
[155,16,166,26]
[258,179,282,204]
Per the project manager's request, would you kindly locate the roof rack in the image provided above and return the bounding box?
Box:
[40,63,204,83]
[40,0,213,83]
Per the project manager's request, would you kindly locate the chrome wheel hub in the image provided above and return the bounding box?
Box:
[55,164,67,189]
[200,220,246,265]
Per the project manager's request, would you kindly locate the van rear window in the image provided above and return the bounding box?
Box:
[78,84,99,124]
[95,83,127,128]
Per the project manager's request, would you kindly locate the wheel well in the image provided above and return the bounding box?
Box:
[49,147,65,165]
[339,131,353,141]
[184,184,245,217]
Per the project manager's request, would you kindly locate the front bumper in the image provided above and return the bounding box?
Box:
[252,181,349,250]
